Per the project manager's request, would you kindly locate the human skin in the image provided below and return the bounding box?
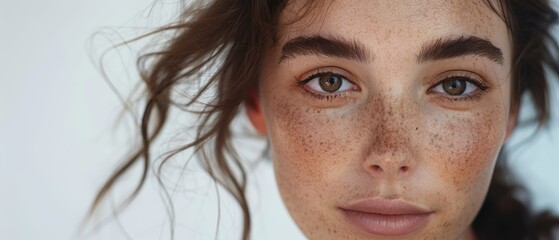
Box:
[248,0,515,239]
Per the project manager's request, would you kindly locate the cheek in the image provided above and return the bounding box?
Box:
[266,97,355,185]
[427,112,504,189]
[424,109,507,222]
[263,96,361,236]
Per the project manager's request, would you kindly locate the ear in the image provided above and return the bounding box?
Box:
[504,105,519,141]
[246,87,267,135]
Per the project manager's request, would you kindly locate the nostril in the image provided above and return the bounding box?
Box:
[371,165,383,173]
[400,166,409,172]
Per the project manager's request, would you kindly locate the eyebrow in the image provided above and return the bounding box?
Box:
[279,34,504,65]
[279,35,370,63]
[417,36,504,65]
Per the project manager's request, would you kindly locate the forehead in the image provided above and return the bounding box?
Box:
[277,0,510,60]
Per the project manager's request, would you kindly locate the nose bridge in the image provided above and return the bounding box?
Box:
[375,99,410,151]
[362,94,417,178]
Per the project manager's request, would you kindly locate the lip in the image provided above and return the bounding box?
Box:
[339,198,433,236]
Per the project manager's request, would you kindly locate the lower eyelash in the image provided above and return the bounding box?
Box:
[429,74,491,102]
[444,92,484,102]
[436,85,487,102]
[299,87,344,101]
[294,70,354,102]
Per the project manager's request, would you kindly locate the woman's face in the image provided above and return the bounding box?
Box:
[253,0,514,239]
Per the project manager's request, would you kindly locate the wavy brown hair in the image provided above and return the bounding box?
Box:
[88,0,559,239]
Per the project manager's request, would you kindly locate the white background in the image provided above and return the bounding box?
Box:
[1,0,558,239]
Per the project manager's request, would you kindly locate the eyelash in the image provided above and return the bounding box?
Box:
[296,70,491,102]
[296,70,356,101]
[428,73,490,102]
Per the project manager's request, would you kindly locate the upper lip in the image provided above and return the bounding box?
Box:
[339,197,432,215]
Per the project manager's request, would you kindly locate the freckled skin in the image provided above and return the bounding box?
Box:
[255,0,512,239]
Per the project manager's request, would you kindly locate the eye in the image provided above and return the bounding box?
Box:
[430,76,487,97]
[301,71,356,94]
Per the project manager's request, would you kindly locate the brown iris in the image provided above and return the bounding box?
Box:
[442,78,467,95]
[318,74,343,92]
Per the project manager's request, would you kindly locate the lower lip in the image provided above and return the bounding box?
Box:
[340,209,432,236]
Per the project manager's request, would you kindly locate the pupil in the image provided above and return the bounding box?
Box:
[319,74,342,92]
[443,78,466,95]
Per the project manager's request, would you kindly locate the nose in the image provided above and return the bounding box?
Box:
[360,99,418,179]
[362,151,414,178]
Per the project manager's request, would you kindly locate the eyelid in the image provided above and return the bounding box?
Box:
[297,66,358,85]
[426,70,492,103]
[297,67,360,93]
[428,70,490,91]
[295,66,361,103]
